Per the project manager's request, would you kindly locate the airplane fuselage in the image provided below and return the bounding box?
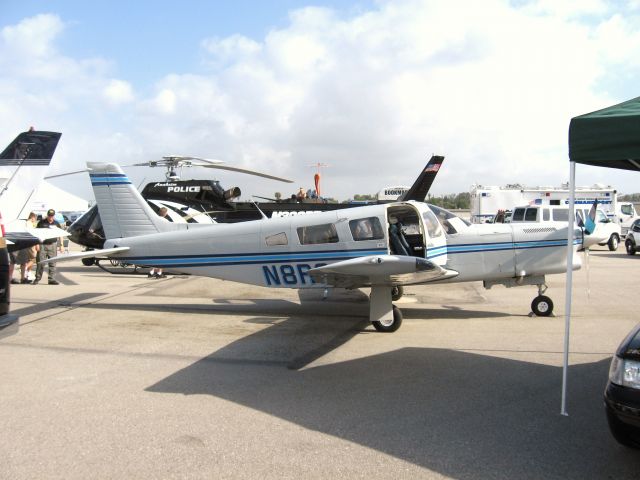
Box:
[105,202,580,288]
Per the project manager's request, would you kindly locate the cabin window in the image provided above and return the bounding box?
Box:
[543,209,550,221]
[265,232,288,246]
[297,223,339,245]
[553,208,569,221]
[550,200,561,206]
[422,210,443,238]
[349,217,385,241]
[512,208,525,222]
[524,208,538,222]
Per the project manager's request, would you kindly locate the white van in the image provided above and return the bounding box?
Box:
[509,205,621,251]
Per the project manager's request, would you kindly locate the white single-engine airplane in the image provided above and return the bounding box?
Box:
[49,162,600,332]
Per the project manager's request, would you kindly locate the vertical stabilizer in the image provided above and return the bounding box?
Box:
[0,130,61,220]
[399,155,444,202]
[88,162,168,239]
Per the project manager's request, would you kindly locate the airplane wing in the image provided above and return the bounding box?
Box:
[399,155,444,202]
[37,246,130,265]
[309,254,458,289]
[5,233,40,252]
[4,226,70,252]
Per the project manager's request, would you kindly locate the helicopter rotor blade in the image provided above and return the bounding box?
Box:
[44,168,92,180]
[252,195,279,202]
[200,164,293,183]
[177,156,225,166]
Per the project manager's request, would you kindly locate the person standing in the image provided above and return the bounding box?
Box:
[148,207,168,279]
[17,212,39,283]
[34,209,64,285]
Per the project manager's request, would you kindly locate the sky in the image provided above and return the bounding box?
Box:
[2,0,640,204]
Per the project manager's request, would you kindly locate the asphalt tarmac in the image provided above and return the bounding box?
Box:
[1,246,640,479]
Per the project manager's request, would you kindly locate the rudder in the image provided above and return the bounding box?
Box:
[88,162,168,239]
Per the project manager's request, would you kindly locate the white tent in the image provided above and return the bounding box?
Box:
[563,96,640,415]
[23,180,90,218]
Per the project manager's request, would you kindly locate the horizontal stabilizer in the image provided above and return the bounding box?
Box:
[38,246,130,265]
[309,254,458,288]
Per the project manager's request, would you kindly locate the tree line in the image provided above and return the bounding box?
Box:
[348,192,471,209]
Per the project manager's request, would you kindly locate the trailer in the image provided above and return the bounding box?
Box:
[470,183,638,235]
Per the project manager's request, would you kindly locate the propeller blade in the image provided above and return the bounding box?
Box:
[200,164,293,183]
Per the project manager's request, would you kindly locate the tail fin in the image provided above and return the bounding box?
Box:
[0,130,62,221]
[584,199,598,235]
[0,130,61,163]
[399,155,444,202]
[88,162,170,239]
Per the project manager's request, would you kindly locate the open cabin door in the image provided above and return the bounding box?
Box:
[386,203,447,266]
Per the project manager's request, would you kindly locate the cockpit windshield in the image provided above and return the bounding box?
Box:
[427,204,470,235]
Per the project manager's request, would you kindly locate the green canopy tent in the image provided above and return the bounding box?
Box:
[562,96,640,415]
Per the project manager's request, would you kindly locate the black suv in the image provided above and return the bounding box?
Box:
[0,232,18,338]
[605,323,640,448]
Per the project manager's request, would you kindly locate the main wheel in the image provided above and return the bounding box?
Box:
[81,257,96,266]
[391,285,404,301]
[531,295,553,317]
[608,234,620,251]
[626,238,636,255]
[372,305,403,333]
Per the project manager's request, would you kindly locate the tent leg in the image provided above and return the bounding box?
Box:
[561,161,576,416]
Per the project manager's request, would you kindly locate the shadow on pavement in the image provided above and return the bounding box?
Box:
[10,292,106,318]
[146,321,640,480]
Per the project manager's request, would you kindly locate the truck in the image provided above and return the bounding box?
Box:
[470,183,638,236]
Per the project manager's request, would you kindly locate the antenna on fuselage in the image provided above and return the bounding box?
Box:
[250,200,268,220]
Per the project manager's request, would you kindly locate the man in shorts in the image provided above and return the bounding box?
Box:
[17,212,39,284]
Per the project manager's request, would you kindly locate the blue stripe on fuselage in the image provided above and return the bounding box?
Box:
[116,237,577,268]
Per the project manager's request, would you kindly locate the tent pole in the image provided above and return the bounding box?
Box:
[561,161,576,416]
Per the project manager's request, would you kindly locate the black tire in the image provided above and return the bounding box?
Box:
[372,305,403,333]
[391,285,404,301]
[81,257,96,266]
[608,234,620,251]
[531,295,553,317]
[626,238,636,256]
[606,407,640,449]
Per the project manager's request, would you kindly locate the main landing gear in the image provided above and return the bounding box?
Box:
[531,283,554,317]
[391,285,404,301]
[369,286,403,332]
